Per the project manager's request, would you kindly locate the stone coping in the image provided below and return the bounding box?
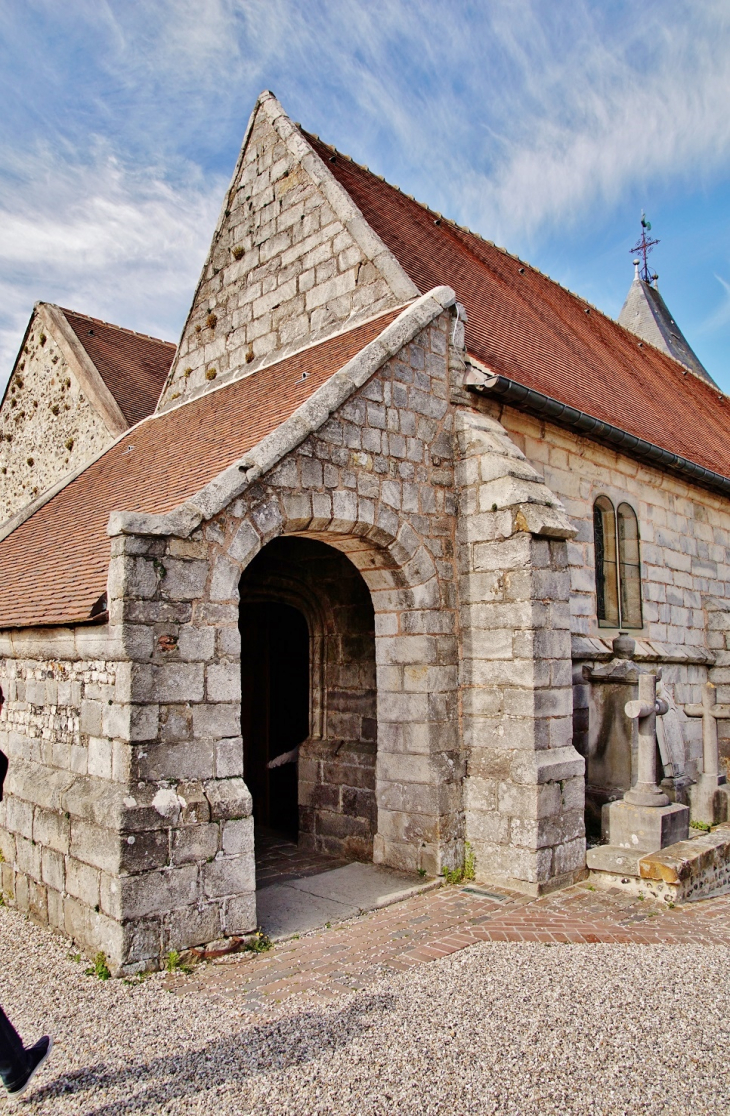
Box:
[572,634,714,665]
[587,824,730,903]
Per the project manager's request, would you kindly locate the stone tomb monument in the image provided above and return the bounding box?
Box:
[581,634,690,836]
[603,669,689,852]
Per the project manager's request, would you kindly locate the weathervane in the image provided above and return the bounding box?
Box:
[630,211,659,284]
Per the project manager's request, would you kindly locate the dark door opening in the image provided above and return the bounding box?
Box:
[239,601,309,841]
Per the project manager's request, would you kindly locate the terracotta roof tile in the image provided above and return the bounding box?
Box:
[0,311,399,629]
[60,308,175,426]
[305,133,730,480]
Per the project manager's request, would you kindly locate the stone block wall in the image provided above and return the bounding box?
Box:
[158,93,415,411]
[117,309,464,878]
[705,597,730,768]
[455,407,585,894]
[494,403,730,651]
[0,317,112,523]
[490,403,730,793]
[0,618,255,974]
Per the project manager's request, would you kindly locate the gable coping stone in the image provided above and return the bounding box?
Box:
[108,286,457,541]
[40,305,129,437]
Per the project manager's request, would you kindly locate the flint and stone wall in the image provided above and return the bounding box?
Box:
[0,318,112,524]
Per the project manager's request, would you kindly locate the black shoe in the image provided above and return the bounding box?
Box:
[5,1035,53,1101]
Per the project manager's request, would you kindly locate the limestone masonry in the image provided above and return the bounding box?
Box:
[1,90,729,972]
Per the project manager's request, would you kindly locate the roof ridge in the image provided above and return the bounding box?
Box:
[56,306,175,348]
[301,131,721,386]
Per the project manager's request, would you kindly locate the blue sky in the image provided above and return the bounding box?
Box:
[1,0,729,391]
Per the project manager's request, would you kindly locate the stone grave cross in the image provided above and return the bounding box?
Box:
[684,683,730,783]
[600,668,689,854]
[683,682,730,825]
[624,670,670,807]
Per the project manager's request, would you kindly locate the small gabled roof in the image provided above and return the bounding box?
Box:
[304,132,730,482]
[58,308,175,426]
[0,309,400,629]
[618,277,714,385]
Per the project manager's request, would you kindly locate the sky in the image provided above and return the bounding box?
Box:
[1,0,729,392]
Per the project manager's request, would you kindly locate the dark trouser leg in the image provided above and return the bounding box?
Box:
[0,1004,27,1089]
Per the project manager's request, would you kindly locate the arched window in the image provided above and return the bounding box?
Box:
[593,496,619,626]
[617,502,642,629]
[593,497,642,629]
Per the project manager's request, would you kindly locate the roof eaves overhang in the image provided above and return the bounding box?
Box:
[466,360,730,502]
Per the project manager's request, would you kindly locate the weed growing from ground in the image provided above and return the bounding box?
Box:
[86,952,111,980]
[690,820,712,832]
[165,949,192,974]
[442,841,477,885]
[245,931,273,953]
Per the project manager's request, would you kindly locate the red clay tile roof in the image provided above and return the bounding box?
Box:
[305,133,730,481]
[61,308,175,427]
[0,311,400,629]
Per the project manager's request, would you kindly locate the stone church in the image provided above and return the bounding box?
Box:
[1,91,729,973]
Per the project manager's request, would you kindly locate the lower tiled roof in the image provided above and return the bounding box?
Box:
[0,312,399,629]
[306,133,730,481]
[61,309,175,427]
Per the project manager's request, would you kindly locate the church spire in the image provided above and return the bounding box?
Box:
[618,215,716,386]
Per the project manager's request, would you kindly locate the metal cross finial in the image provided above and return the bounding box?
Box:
[630,212,660,284]
[683,683,730,781]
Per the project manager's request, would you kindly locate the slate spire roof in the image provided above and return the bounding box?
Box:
[617,273,715,386]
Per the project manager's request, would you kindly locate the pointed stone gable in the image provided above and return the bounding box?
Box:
[157,92,418,411]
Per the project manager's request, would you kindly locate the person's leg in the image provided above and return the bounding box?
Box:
[0,1004,52,1097]
[0,1005,27,1090]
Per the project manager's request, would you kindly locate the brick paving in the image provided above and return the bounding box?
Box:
[164,879,730,1016]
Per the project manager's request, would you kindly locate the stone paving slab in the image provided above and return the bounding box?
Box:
[164,881,730,1018]
[256,884,356,939]
[257,861,442,940]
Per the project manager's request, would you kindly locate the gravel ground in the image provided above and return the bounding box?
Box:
[1,903,729,1115]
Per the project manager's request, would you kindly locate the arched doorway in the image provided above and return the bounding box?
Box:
[239,601,309,841]
[239,537,377,862]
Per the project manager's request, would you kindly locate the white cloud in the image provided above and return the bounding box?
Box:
[700,275,730,335]
[0,144,223,386]
[2,0,730,387]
